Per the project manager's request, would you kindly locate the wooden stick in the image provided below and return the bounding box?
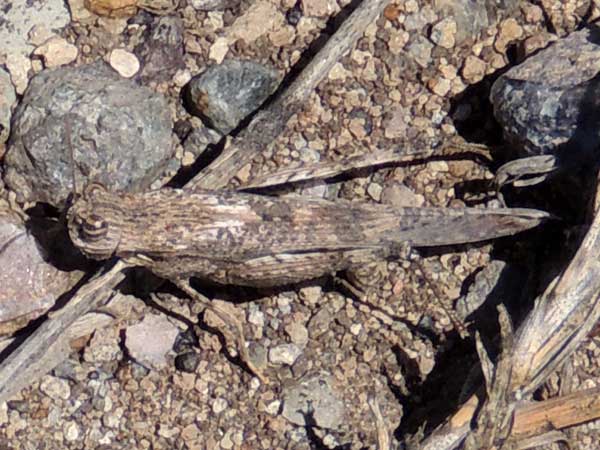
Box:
[512,386,600,437]
[0,260,127,403]
[188,0,389,190]
[240,140,492,190]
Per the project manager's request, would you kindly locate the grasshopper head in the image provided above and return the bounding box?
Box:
[67,183,122,260]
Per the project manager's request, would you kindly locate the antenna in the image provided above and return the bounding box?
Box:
[65,115,79,198]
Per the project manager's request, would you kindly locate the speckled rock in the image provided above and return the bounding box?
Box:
[491,28,600,159]
[4,62,173,206]
[0,0,70,67]
[185,59,279,134]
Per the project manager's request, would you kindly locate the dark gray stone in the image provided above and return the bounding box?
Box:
[282,371,345,430]
[135,16,185,83]
[175,351,200,373]
[185,60,279,134]
[173,328,198,353]
[455,260,530,328]
[0,68,16,144]
[4,62,173,207]
[491,28,600,159]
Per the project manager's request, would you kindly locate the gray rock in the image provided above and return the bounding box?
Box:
[455,260,530,323]
[491,28,600,160]
[125,313,179,370]
[248,342,268,374]
[0,212,81,336]
[185,60,279,134]
[268,343,302,365]
[433,0,519,44]
[134,16,185,83]
[4,62,173,207]
[190,0,241,11]
[455,260,506,320]
[307,306,333,339]
[0,68,16,144]
[282,372,345,430]
[403,6,437,32]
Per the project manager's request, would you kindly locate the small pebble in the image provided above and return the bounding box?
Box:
[248,308,265,327]
[367,182,383,202]
[268,343,302,365]
[33,36,78,68]
[175,352,200,373]
[461,55,487,84]
[285,322,309,347]
[63,421,80,442]
[430,18,457,49]
[212,398,228,414]
[125,314,179,370]
[108,49,140,78]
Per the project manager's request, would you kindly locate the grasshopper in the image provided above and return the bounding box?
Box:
[66,181,549,381]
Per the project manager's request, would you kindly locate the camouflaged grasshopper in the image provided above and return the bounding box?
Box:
[66,183,548,288]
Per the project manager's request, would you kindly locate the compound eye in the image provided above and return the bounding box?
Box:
[79,214,109,241]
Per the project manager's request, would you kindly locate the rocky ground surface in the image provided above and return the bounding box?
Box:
[1,0,600,449]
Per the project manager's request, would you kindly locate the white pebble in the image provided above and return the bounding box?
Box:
[108,49,140,78]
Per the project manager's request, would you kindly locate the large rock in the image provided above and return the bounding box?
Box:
[185,60,279,134]
[491,28,600,160]
[4,62,173,206]
[0,210,82,336]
